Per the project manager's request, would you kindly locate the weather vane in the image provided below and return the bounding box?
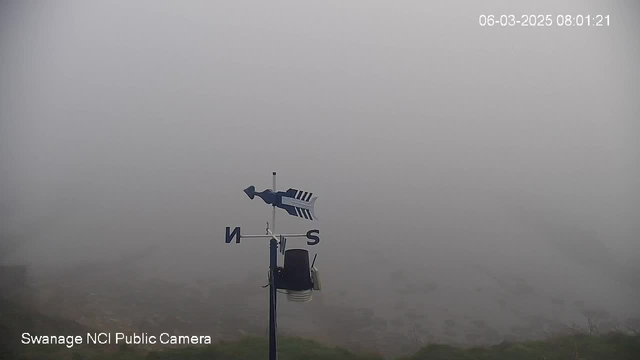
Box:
[225,172,321,360]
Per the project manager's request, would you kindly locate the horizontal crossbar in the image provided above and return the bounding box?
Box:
[240,234,309,239]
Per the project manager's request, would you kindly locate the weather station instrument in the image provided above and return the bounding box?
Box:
[224,172,321,360]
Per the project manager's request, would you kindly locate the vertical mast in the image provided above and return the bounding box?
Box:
[272,172,276,234]
[269,171,278,360]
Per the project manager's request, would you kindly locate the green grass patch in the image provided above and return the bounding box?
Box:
[2,298,639,360]
[146,337,383,360]
[400,332,640,360]
[8,333,639,360]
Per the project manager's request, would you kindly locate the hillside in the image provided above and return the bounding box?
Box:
[2,298,638,360]
[8,333,640,360]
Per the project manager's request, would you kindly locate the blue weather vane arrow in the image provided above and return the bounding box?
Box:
[243,186,318,220]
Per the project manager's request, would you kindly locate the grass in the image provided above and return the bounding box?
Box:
[400,332,640,360]
[2,298,639,360]
[146,337,383,360]
[10,333,638,360]
[3,336,383,360]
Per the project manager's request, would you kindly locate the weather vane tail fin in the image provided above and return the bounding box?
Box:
[309,197,318,220]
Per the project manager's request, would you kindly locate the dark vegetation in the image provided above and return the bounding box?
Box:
[2,298,638,360]
[401,333,640,360]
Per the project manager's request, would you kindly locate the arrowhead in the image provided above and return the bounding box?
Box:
[243,186,256,199]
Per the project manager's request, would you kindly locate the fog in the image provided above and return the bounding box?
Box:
[1,0,639,356]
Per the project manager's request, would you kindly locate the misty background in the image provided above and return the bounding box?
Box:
[1,0,639,356]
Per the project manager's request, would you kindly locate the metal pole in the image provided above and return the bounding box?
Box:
[269,237,278,360]
[272,172,276,234]
[269,171,278,360]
